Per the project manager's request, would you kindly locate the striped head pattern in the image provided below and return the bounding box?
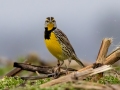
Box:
[45,17,57,31]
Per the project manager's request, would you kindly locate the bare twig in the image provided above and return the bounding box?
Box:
[105,48,120,64]
[40,65,113,88]
[96,38,112,64]
[13,62,77,74]
[5,59,29,77]
[15,74,54,80]
[78,47,120,72]
[5,53,47,77]
[14,62,53,74]
[92,38,112,80]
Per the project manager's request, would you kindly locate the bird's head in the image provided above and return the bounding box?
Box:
[45,17,57,31]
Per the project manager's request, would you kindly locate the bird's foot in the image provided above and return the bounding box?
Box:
[53,66,61,79]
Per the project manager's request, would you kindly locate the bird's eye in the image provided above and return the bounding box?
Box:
[52,20,55,22]
[46,21,49,23]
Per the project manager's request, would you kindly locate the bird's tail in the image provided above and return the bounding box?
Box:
[73,56,85,67]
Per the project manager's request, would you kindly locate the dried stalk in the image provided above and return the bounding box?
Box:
[92,38,112,80]
[40,65,112,88]
[16,74,54,80]
[5,53,46,77]
[105,48,120,64]
[13,62,77,74]
[96,38,112,64]
[5,59,29,77]
[78,47,120,72]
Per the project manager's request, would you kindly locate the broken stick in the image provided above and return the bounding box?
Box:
[95,38,112,65]
[92,38,112,80]
[40,65,113,88]
[13,62,77,74]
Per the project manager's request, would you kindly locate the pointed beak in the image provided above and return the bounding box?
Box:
[47,22,54,30]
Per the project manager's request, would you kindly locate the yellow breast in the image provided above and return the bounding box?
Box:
[45,32,63,60]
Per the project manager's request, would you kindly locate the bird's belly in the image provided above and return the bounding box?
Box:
[45,33,64,60]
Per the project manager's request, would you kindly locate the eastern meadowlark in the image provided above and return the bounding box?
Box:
[44,17,85,68]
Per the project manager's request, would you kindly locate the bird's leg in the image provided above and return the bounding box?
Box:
[57,60,60,67]
[54,60,64,78]
[56,60,61,75]
[65,58,71,74]
[56,60,61,74]
[60,60,64,67]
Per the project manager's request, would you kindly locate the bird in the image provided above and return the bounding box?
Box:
[44,17,85,69]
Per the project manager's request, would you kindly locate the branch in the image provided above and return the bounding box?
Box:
[105,48,120,64]
[5,59,29,77]
[92,38,112,80]
[40,65,113,88]
[96,38,112,64]
[13,62,77,74]
[5,53,47,77]
[15,74,54,80]
[78,47,120,72]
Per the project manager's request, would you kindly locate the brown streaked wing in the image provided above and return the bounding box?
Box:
[54,29,76,54]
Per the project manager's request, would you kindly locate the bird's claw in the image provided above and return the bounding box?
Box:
[53,66,61,79]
